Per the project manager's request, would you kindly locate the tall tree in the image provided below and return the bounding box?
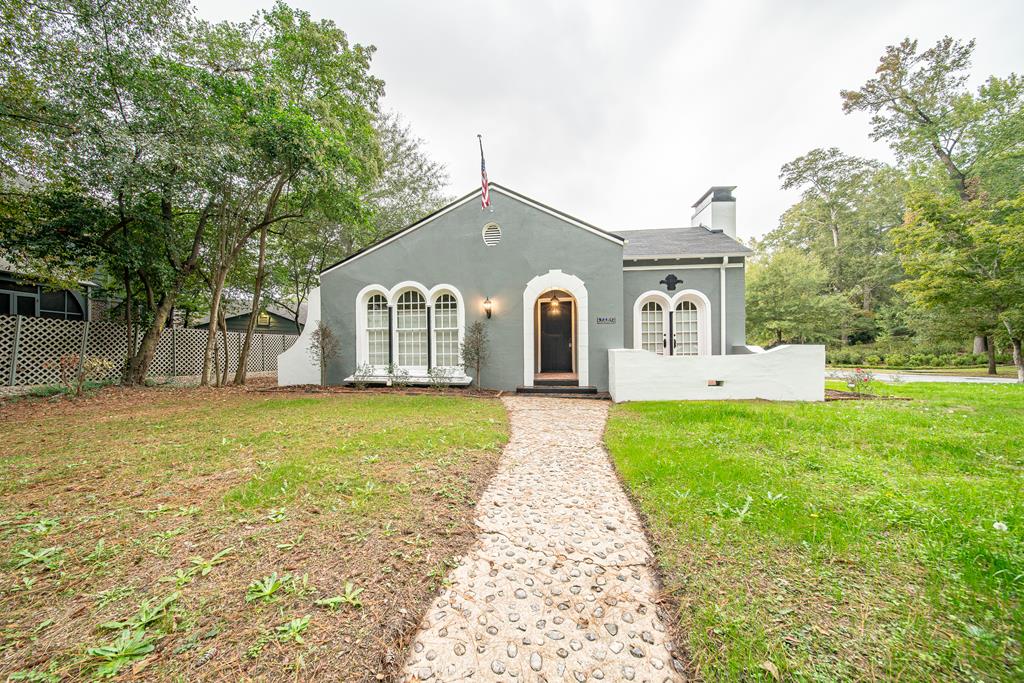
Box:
[841,37,1024,201]
[893,190,1024,381]
[0,0,220,384]
[764,149,905,339]
[265,112,449,328]
[195,3,383,385]
[745,249,853,346]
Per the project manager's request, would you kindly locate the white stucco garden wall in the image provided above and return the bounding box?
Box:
[607,345,825,402]
[277,286,321,386]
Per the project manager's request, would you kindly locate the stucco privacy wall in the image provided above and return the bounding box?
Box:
[608,345,825,402]
[277,286,321,386]
[319,190,625,391]
[621,263,745,353]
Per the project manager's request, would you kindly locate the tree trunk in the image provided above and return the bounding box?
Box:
[123,293,177,386]
[219,307,230,387]
[986,336,997,375]
[1011,338,1024,384]
[201,271,227,386]
[234,226,268,386]
[973,335,987,355]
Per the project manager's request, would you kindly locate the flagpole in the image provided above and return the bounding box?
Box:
[477,133,492,212]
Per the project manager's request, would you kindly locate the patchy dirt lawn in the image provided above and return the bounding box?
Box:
[0,382,507,681]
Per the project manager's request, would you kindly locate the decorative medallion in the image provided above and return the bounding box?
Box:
[659,274,681,291]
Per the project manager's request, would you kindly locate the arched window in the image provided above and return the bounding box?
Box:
[396,290,427,367]
[366,294,389,366]
[673,300,699,356]
[640,300,665,354]
[433,293,460,367]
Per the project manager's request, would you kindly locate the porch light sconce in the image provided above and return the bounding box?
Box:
[483,296,493,319]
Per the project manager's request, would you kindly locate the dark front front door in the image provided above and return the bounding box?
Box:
[540,300,573,372]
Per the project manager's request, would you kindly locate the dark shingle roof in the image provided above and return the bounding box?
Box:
[617,227,751,259]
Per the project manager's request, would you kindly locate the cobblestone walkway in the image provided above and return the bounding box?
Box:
[402,396,685,682]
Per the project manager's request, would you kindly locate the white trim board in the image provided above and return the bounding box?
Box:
[322,185,623,275]
[623,263,744,271]
[625,253,749,261]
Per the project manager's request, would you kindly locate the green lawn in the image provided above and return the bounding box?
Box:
[0,386,507,681]
[606,383,1024,682]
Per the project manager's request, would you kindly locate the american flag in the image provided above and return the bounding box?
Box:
[478,134,490,209]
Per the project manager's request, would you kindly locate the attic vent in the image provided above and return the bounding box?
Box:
[482,222,501,246]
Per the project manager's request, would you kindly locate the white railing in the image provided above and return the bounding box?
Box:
[607,345,825,402]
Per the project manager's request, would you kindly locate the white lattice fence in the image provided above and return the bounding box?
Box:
[1,315,297,387]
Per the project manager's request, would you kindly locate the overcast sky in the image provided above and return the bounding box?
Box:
[193,0,1021,240]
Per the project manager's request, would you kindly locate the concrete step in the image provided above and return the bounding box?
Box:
[515,384,598,395]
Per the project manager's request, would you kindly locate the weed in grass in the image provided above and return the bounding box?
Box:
[136,504,172,519]
[188,547,233,576]
[175,505,200,517]
[275,616,310,645]
[18,517,59,535]
[275,533,305,551]
[315,581,363,610]
[246,573,288,603]
[12,576,37,592]
[13,546,63,571]
[267,507,287,523]
[100,592,180,631]
[83,538,118,565]
[7,668,59,682]
[87,629,156,678]
[92,585,134,608]
[159,568,196,588]
[286,573,316,597]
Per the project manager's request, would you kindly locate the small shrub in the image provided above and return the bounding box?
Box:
[907,353,928,367]
[864,354,882,366]
[351,362,375,389]
[427,366,453,391]
[42,355,114,396]
[842,367,875,394]
[386,362,409,388]
[461,320,489,389]
[885,352,908,367]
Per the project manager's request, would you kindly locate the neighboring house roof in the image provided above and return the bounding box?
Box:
[321,183,626,275]
[0,255,99,287]
[194,300,307,327]
[618,227,752,259]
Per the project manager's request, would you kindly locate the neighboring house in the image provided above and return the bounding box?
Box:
[310,183,760,393]
[0,256,96,321]
[194,301,306,334]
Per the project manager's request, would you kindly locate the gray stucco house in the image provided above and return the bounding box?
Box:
[316,183,751,393]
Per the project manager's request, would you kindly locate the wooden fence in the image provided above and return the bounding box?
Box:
[0,314,297,387]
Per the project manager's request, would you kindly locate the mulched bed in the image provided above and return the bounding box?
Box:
[826,388,913,401]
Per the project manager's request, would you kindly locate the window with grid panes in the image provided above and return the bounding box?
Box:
[396,290,427,367]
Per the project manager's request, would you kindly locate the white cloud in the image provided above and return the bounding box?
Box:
[193,0,1023,239]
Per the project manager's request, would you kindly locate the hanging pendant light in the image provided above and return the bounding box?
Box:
[550,291,560,307]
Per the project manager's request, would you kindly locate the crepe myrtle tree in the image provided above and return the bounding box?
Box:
[308,321,341,386]
[461,320,489,390]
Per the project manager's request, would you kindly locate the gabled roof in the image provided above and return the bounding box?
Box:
[321,183,625,275]
[618,227,752,259]
[194,300,307,327]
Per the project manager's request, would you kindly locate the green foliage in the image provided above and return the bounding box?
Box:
[100,592,180,631]
[745,250,851,345]
[86,629,157,678]
[841,36,1024,201]
[274,616,310,645]
[893,190,1024,379]
[246,572,288,603]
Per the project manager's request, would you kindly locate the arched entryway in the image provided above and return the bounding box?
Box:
[535,289,576,377]
[522,270,589,387]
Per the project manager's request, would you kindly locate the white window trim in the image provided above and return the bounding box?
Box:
[355,284,391,372]
[355,281,469,378]
[632,289,712,357]
[522,269,589,387]
[390,282,430,375]
[429,284,465,369]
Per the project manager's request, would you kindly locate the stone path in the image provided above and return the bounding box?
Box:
[402,396,685,682]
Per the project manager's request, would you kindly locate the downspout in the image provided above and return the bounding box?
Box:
[720,257,727,355]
